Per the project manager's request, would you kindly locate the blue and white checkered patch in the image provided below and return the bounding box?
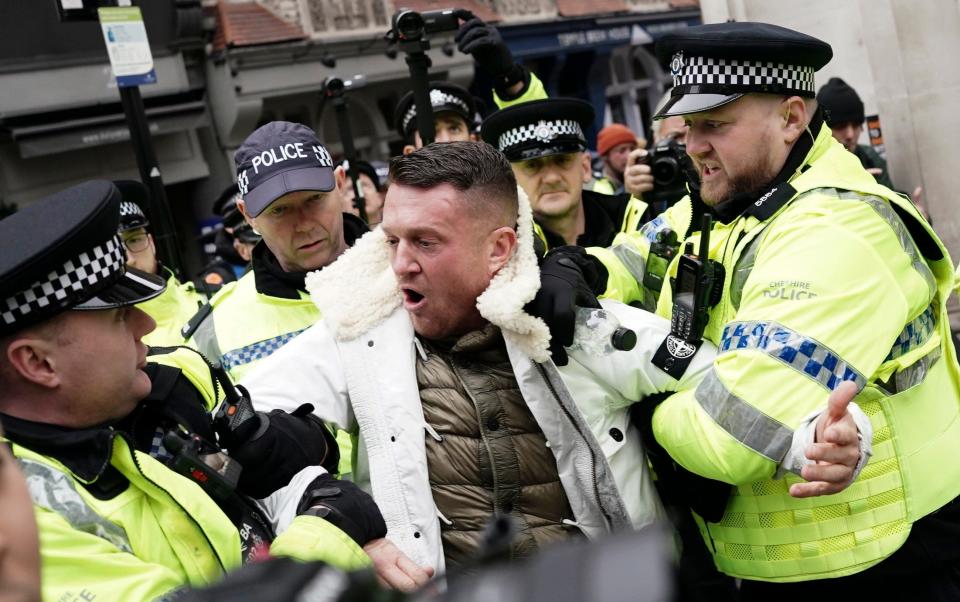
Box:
[720,320,866,391]
[222,328,307,372]
[148,427,173,463]
[886,305,937,361]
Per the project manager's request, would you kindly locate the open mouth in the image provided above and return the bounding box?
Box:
[701,164,721,179]
[402,288,425,308]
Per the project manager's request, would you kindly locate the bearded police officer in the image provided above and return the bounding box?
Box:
[114,180,208,347]
[534,22,960,597]
[481,98,655,250]
[0,181,435,601]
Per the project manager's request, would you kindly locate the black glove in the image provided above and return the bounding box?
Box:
[297,474,388,546]
[229,404,340,499]
[454,14,525,89]
[525,246,608,366]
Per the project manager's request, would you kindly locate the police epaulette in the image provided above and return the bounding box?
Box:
[181,302,214,340]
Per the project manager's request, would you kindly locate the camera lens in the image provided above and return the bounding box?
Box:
[652,157,680,186]
[395,10,425,40]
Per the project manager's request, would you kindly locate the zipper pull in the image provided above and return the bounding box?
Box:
[413,337,428,363]
[424,423,444,442]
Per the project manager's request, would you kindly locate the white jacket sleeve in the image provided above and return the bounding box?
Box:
[240,320,354,431]
[567,300,717,406]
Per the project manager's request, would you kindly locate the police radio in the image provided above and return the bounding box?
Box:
[652,214,724,379]
[211,365,263,452]
[642,228,679,307]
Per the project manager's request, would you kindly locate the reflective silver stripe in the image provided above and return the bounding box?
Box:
[838,190,937,299]
[189,312,223,368]
[694,369,794,462]
[894,347,941,393]
[729,232,762,311]
[720,320,867,391]
[18,457,133,553]
[611,243,647,285]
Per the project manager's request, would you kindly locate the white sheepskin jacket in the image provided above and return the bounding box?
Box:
[241,187,715,573]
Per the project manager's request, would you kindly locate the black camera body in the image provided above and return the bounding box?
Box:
[647,137,698,214]
[391,8,460,42]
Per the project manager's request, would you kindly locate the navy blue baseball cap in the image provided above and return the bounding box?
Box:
[234,121,336,218]
[0,180,166,336]
[654,22,832,119]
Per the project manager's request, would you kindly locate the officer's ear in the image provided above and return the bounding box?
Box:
[580,152,592,184]
[780,96,809,144]
[333,165,348,192]
[4,324,63,389]
[236,199,256,229]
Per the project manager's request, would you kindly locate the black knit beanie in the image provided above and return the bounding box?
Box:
[817,77,865,127]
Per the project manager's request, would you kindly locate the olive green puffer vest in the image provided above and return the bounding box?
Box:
[416,324,578,570]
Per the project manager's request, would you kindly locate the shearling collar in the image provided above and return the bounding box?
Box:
[306,187,552,363]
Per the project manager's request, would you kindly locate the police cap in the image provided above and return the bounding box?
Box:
[212,182,260,244]
[654,22,832,119]
[481,98,594,162]
[0,180,166,337]
[394,82,477,140]
[235,121,336,218]
[114,179,151,233]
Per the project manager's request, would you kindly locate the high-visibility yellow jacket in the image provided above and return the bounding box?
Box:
[594,124,960,582]
[183,236,368,477]
[6,428,368,602]
[138,267,205,348]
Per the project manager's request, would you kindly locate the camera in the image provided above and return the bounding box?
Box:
[646,136,698,213]
[391,8,460,42]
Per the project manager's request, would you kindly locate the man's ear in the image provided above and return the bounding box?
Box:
[236,198,257,230]
[487,226,518,276]
[5,336,60,389]
[334,165,348,191]
[580,152,593,184]
[402,144,416,155]
[781,96,809,144]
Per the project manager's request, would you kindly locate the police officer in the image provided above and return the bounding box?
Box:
[183,122,366,383]
[395,81,479,154]
[394,14,548,154]
[182,122,363,477]
[481,98,655,249]
[114,179,207,347]
[536,22,960,598]
[0,181,431,601]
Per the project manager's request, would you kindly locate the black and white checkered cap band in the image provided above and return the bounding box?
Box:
[402,89,472,133]
[120,201,145,221]
[2,235,125,327]
[670,53,815,94]
[497,119,585,152]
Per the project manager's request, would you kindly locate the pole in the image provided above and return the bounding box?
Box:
[403,47,436,145]
[118,86,184,277]
[328,83,367,223]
